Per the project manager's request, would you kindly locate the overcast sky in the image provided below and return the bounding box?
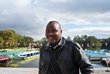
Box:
[0,0,110,40]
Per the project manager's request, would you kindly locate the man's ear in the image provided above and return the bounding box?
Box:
[60,30,62,34]
[45,31,47,37]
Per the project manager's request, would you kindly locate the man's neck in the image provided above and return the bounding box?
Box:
[49,38,62,49]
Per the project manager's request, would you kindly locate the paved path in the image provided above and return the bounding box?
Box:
[0,68,38,74]
[19,58,39,68]
[0,68,110,74]
[94,68,110,74]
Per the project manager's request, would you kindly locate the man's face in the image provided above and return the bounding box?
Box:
[45,23,62,46]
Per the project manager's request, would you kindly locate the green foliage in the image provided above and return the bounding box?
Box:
[66,36,72,41]
[17,36,34,47]
[86,36,101,50]
[35,40,42,48]
[0,29,110,50]
[73,35,101,50]
[0,30,17,48]
[41,37,47,46]
[0,37,4,48]
[0,30,34,49]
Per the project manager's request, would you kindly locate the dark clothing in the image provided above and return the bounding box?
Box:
[39,37,93,74]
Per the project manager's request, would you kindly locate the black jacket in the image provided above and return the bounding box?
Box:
[39,37,93,74]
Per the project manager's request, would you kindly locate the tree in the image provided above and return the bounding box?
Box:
[16,34,24,47]
[73,35,81,43]
[17,36,34,47]
[35,40,42,48]
[0,30,17,48]
[107,37,110,49]
[0,37,4,48]
[66,36,72,41]
[24,36,34,47]
[100,37,110,49]
[86,36,101,50]
[0,29,34,49]
[41,37,47,46]
[73,35,101,50]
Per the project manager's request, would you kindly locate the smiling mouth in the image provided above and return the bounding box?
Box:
[48,36,54,39]
[48,37,55,41]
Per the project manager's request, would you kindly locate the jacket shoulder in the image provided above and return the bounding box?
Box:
[65,40,81,50]
[72,42,82,50]
[40,45,47,52]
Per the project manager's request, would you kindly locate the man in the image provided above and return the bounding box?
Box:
[39,21,93,74]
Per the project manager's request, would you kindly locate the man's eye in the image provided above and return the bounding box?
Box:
[52,29,57,32]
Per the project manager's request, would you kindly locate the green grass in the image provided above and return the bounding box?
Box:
[7,55,39,67]
[19,55,39,64]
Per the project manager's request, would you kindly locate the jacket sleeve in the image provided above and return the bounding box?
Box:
[72,42,94,74]
[39,47,43,74]
[39,50,41,74]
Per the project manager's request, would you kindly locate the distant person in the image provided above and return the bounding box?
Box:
[39,21,93,74]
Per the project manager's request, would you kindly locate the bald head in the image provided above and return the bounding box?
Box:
[46,21,61,30]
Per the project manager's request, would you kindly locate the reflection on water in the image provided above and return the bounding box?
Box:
[0,50,39,67]
[85,49,110,68]
[0,58,24,67]
[92,63,104,68]
[0,55,38,67]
